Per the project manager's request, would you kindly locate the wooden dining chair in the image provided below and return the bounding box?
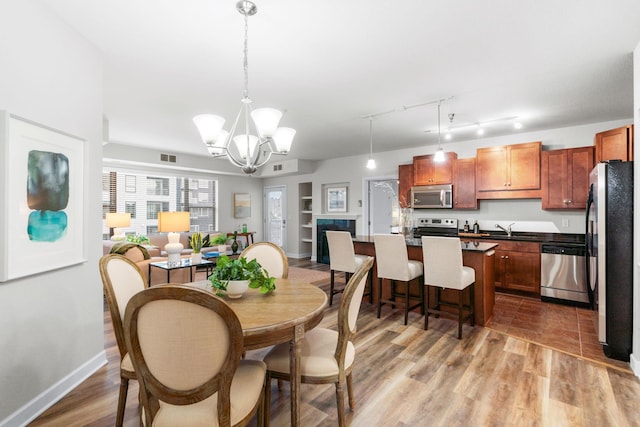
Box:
[262,257,374,427]
[123,284,267,427]
[326,230,373,306]
[421,236,475,339]
[373,234,424,325]
[99,254,148,427]
[240,242,288,279]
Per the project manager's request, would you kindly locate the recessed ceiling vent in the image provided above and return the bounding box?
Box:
[160,154,177,163]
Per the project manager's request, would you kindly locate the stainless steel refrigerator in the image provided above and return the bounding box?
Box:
[585,161,633,361]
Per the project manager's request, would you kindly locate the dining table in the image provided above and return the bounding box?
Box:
[189,278,328,427]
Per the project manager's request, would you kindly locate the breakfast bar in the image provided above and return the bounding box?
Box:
[353,236,498,326]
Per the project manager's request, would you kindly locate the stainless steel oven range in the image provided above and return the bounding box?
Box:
[412,218,459,237]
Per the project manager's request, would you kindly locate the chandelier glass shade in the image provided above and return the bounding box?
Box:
[193,1,295,175]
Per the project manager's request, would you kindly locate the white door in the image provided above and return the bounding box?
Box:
[264,186,287,250]
[367,179,399,235]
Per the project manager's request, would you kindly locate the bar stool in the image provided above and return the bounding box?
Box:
[421,236,475,339]
[373,234,424,325]
[326,230,373,305]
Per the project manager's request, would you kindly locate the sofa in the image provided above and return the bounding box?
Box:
[103,232,227,257]
[108,242,192,286]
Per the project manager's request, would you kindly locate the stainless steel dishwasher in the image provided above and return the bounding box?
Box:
[540,244,589,306]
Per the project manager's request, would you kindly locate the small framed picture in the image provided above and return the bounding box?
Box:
[326,186,347,213]
[234,193,251,218]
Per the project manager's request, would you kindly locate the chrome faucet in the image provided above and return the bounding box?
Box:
[495,223,515,237]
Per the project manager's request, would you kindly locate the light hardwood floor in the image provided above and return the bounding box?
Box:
[30,260,640,426]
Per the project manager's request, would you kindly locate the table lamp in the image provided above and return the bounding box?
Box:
[106,212,131,241]
[158,211,190,265]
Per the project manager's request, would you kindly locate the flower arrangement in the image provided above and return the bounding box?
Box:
[209,255,276,296]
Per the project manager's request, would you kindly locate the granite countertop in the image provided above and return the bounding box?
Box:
[355,231,585,247]
[353,235,498,252]
[456,231,585,246]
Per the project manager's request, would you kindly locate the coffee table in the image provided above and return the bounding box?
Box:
[148,258,215,286]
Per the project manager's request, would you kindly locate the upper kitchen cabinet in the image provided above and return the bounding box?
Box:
[413,152,457,186]
[476,141,542,199]
[398,163,413,208]
[542,146,594,210]
[595,125,634,163]
[453,157,478,209]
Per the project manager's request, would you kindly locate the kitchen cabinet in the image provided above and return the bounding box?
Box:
[476,141,542,199]
[413,152,457,185]
[484,240,541,295]
[453,157,478,209]
[398,164,413,208]
[542,146,594,210]
[595,125,634,163]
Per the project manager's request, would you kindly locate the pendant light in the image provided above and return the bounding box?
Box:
[366,116,376,169]
[193,1,295,174]
[433,101,445,162]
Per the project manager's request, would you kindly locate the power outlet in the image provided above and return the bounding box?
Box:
[561,219,570,228]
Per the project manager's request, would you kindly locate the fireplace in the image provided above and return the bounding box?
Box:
[316,219,356,264]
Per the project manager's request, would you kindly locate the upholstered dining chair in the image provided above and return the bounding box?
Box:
[373,234,424,325]
[123,284,267,427]
[262,256,374,427]
[99,254,148,427]
[326,230,373,306]
[240,242,288,279]
[421,236,475,339]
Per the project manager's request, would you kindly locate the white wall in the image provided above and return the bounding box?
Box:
[632,41,640,377]
[0,1,105,425]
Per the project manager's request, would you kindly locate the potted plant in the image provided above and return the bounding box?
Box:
[211,234,229,253]
[190,232,203,263]
[209,255,276,298]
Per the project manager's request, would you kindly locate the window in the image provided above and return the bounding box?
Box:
[102,168,217,238]
[147,177,169,196]
[147,201,169,219]
[125,201,136,219]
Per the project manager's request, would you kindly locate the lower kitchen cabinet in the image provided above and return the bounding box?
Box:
[486,240,541,295]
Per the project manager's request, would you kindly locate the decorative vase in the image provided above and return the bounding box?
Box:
[225,279,249,299]
[231,236,239,254]
[191,252,202,264]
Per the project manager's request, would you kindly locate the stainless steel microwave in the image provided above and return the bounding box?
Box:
[411,184,453,209]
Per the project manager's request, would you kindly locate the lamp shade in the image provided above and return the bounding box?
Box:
[106,212,131,228]
[207,130,229,155]
[273,127,296,153]
[251,108,282,138]
[157,211,190,233]
[193,114,226,144]
[233,134,259,159]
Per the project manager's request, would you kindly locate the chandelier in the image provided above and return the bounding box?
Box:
[193,1,295,174]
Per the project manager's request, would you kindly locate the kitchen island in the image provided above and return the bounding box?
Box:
[353,236,498,326]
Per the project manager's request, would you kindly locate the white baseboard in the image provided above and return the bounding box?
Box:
[630,352,640,378]
[0,351,107,427]
[286,251,312,259]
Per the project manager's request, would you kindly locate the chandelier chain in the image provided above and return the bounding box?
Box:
[243,10,250,100]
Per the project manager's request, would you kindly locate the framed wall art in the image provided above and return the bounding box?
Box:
[0,112,86,281]
[234,193,251,218]
[325,185,348,213]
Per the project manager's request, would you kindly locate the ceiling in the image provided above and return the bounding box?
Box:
[39,0,640,163]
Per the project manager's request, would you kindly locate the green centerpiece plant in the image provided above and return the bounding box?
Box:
[209,255,276,297]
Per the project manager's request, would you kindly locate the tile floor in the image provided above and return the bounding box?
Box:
[486,292,632,372]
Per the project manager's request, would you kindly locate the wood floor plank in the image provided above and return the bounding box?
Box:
[29,259,640,427]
